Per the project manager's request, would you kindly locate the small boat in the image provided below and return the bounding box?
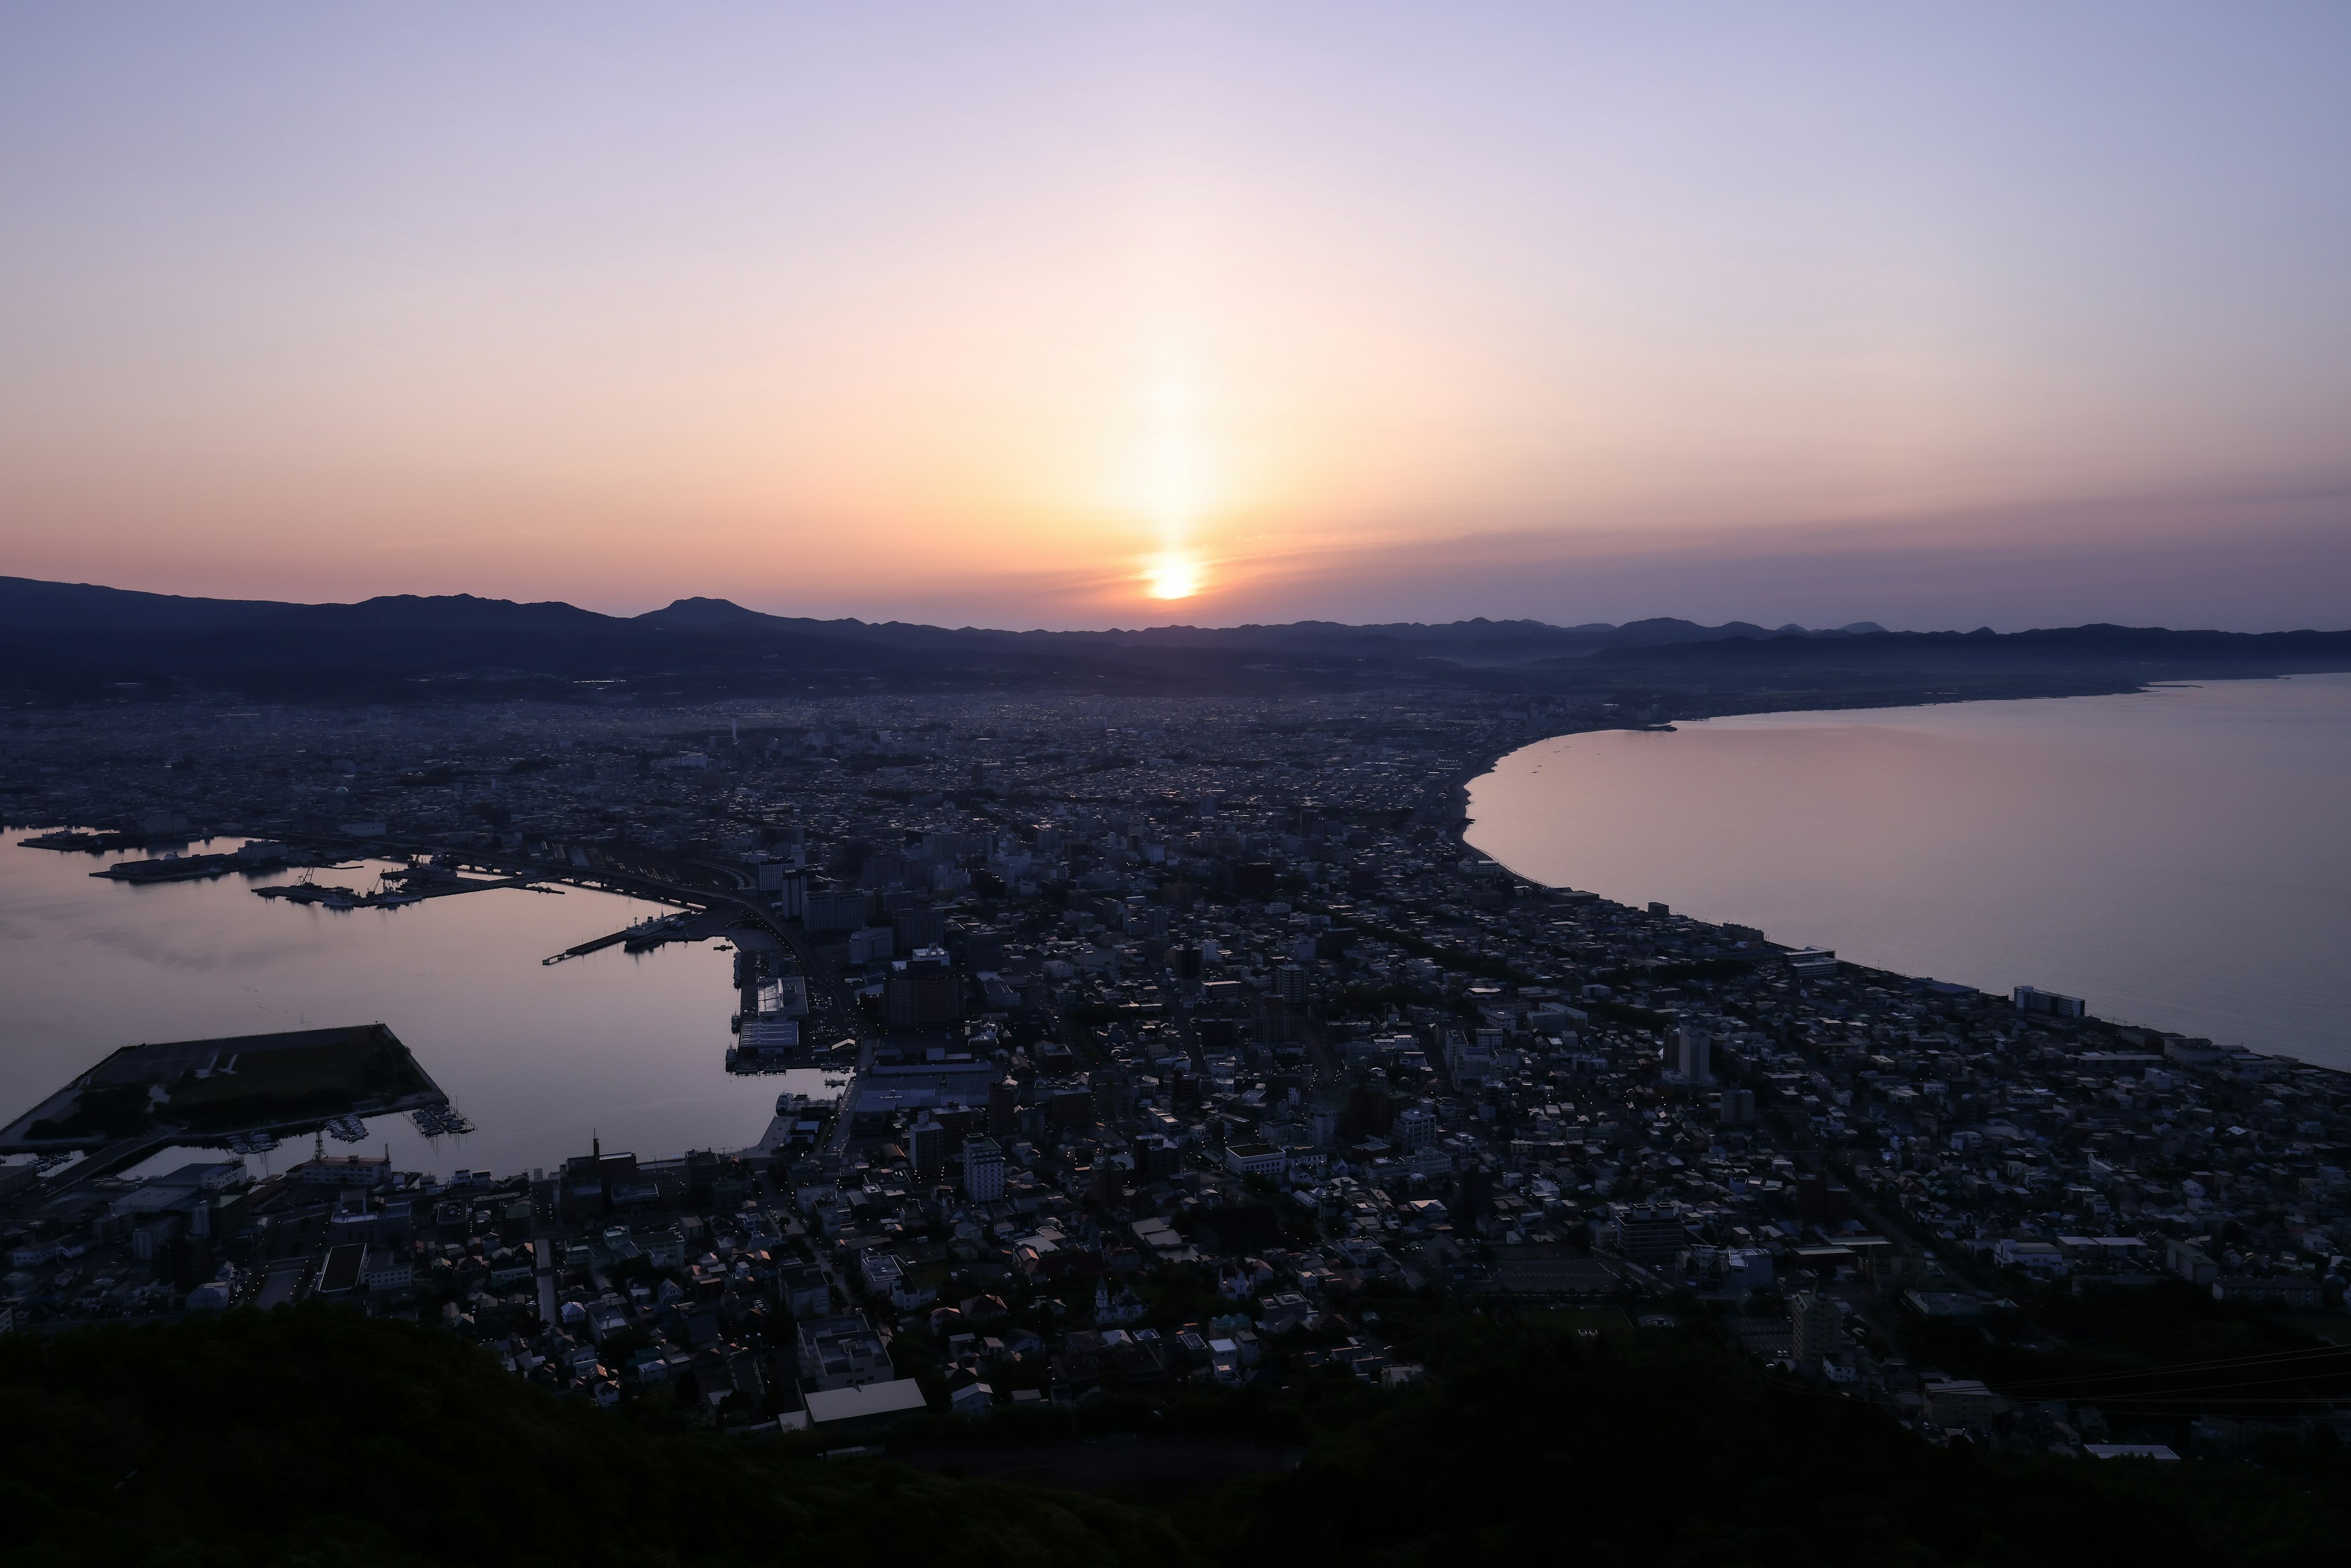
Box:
[323,1114,369,1142]
[409,1105,476,1137]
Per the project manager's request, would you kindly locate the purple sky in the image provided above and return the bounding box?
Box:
[3,4,2347,629]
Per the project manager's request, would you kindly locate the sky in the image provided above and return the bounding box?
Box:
[2,4,2348,631]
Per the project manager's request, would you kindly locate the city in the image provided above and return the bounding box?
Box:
[6,686,2342,1465]
[7,5,2351,1559]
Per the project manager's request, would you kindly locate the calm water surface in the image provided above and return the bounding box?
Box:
[0,844,834,1179]
[1466,673,2351,1068]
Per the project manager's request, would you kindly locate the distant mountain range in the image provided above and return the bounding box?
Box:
[4,573,2346,706]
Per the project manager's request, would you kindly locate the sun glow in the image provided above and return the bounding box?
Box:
[1144,551,1205,600]
[1131,373,1216,602]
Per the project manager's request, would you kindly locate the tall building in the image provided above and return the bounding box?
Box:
[1676,1024,1713,1086]
[961,1136,1005,1202]
[1272,964,1308,1004]
[803,887,867,932]
[1136,1133,1182,1182]
[893,906,947,950]
[758,865,806,918]
[986,1077,1020,1136]
[1790,1288,1842,1364]
[885,947,962,1029]
[932,1103,978,1157]
[906,1114,945,1182]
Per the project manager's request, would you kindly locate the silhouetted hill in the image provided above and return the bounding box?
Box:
[0,576,289,635]
[2,574,2345,706]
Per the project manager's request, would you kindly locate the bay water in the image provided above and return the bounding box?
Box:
[0,843,836,1180]
[1466,673,2351,1068]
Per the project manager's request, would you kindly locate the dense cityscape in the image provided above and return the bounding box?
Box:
[12,6,2351,1559]
[6,687,2344,1469]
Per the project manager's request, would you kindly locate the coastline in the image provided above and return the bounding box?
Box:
[1450,673,2351,1069]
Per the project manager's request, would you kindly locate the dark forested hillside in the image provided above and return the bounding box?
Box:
[7,1307,2351,1567]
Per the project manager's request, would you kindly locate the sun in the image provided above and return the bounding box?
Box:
[1144,552,1204,601]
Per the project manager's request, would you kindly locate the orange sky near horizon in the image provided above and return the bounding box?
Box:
[4,6,2349,631]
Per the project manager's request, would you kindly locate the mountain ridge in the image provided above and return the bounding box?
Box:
[4,574,2346,705]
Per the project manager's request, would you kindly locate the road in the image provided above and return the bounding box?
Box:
[825,1038,876,1158]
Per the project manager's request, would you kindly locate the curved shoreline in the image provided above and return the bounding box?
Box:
[1450,677,2351,1068]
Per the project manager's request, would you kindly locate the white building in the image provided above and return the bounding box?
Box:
[1224,1141,1286,1179]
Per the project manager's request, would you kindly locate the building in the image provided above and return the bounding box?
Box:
[906,1114,945,1182]
[803,1378,929,1431]
[804,888,865,932]
[1723,1248,1774,1293]
[796,1313,894,1390]
[738,1014,800,1052]
[1793,1174,1853,1228]
[361,1253,415,1294]
[893,906,947,950]
[2212,1276,2322,1308]
[2164,1237,2220,1285]
[758,865,806,918]
[1717,1087,1756,1125]
[1272,964,1308,1004]
[1923,1377,2003,1427]
[1392,1105,1436,1150]
[315,1242,367,1297]
[1789,1288,1842,1364]
[1135,1133,1182,1182]
[1675,1024,1713,1086]
[885,948,962,1029]
[986,1077,1019,1136]
[294,1155,390,1188]
[860,1249,932,1310]
[2014,985,2087,1020]
[962,1136,1005,1202]
[1224,1141,1286,1179]
[1608,1205,1686,1268]
[1995,1239,2068,1275]
[777,1263,832,1318]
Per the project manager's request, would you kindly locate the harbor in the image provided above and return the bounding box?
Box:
[255,861,548,912]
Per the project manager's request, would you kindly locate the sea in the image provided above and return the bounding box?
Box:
[0,843,839,1183]
[1466,672,2351,1070]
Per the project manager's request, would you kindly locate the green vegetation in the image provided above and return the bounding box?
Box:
[9,1307,2351,1566]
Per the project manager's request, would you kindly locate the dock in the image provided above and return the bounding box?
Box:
[258,873,538,911]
